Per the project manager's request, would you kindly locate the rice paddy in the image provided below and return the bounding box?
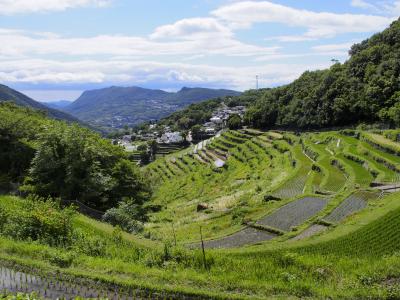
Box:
[3,128,400,299]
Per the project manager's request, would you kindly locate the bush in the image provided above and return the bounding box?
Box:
[45,250,74,268]
[227,114,242,130]
[103,201,146,233]
[72,230,107,257]
[0,196,75,247]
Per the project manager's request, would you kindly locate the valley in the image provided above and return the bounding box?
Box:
[1,126,400,299]
[1,11,400,300]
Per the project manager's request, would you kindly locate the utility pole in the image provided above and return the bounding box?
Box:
[256,75,259,90]
[200,226,207,270]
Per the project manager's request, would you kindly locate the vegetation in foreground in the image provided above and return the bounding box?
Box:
[2,125,400,299]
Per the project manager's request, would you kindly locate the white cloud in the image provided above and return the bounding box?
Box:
[0,27,278,58]
[312,42,354,53]
[351,0,377,10]
[212,1,394,40]
[0,58,331,91]
[150,18,232,40]
[350,0,400,15]
[0,0,395,93]
[0,0,111,15]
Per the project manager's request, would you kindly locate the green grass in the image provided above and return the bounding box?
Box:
[298,192,400,256]
[362,132,400,155]
[272,145,312,199]
[3,129,400,299]
[2,191,400,299]
[336,153,374,187]
[306,142,347,192]
[340,134,400,182]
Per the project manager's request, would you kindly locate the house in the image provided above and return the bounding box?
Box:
[205,127,216,134]
[210,116,223,124]
[158,131,183,144]
[122,135,132,142]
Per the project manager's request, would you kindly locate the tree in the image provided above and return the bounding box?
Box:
[137,144,150,165]
[23,123,150,210]
[110,159,151,205]
[148,140,158,160]
[191,124,203,141]
[227,114,242,130]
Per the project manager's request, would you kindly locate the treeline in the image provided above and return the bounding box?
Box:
[244,18,400,129]
[0,102,150,231]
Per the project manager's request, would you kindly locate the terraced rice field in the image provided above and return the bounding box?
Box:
[146,129,400,247]
[337,154,374,187]
[324,191,377,223]
[257,197,329,231]
[292,224,329,241]
[272,172,309,199]
[201,227,276,249]
[299,193,400,257]
[272,146,312,199]
[340,135,400,183]
[310,143,347,192]
[362,132,400,155]
[0,267,144,300]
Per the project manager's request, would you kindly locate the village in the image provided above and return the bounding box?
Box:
[115,103,246,153]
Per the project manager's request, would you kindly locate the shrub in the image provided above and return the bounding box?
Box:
[72,230,107,257]
[45,250,74,268]
[264,194,281,202]
[0,196,75,247]
[103,201,146,233]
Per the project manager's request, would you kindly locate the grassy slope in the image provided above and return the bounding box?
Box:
[2,129,400,298]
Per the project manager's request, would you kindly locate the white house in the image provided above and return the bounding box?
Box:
[158,132,183,144]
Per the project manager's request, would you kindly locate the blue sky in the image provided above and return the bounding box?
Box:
[0,0,398,102]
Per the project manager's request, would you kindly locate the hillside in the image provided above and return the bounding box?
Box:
[158,88,266,131]
[64,86,241,130]
[242,18,400,129]
[0,84,81,123]
[2,126,400,298]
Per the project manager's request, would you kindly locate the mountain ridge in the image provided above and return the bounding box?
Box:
[0,84,82,124]
[64,86,241,130]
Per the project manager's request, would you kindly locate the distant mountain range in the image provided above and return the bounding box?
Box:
[0,84,81,124]
[63,86,241,129]
[43,100,73,110]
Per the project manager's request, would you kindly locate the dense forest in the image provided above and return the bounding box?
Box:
[244,18,400,129]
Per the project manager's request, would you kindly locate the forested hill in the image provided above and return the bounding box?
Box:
[0,84,81,123]
[63,86,241,130]
[244,18,400,130]
[0,102,149,211]
[158,88,267,130]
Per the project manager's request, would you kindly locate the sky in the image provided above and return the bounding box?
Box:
[0,0,399,102]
